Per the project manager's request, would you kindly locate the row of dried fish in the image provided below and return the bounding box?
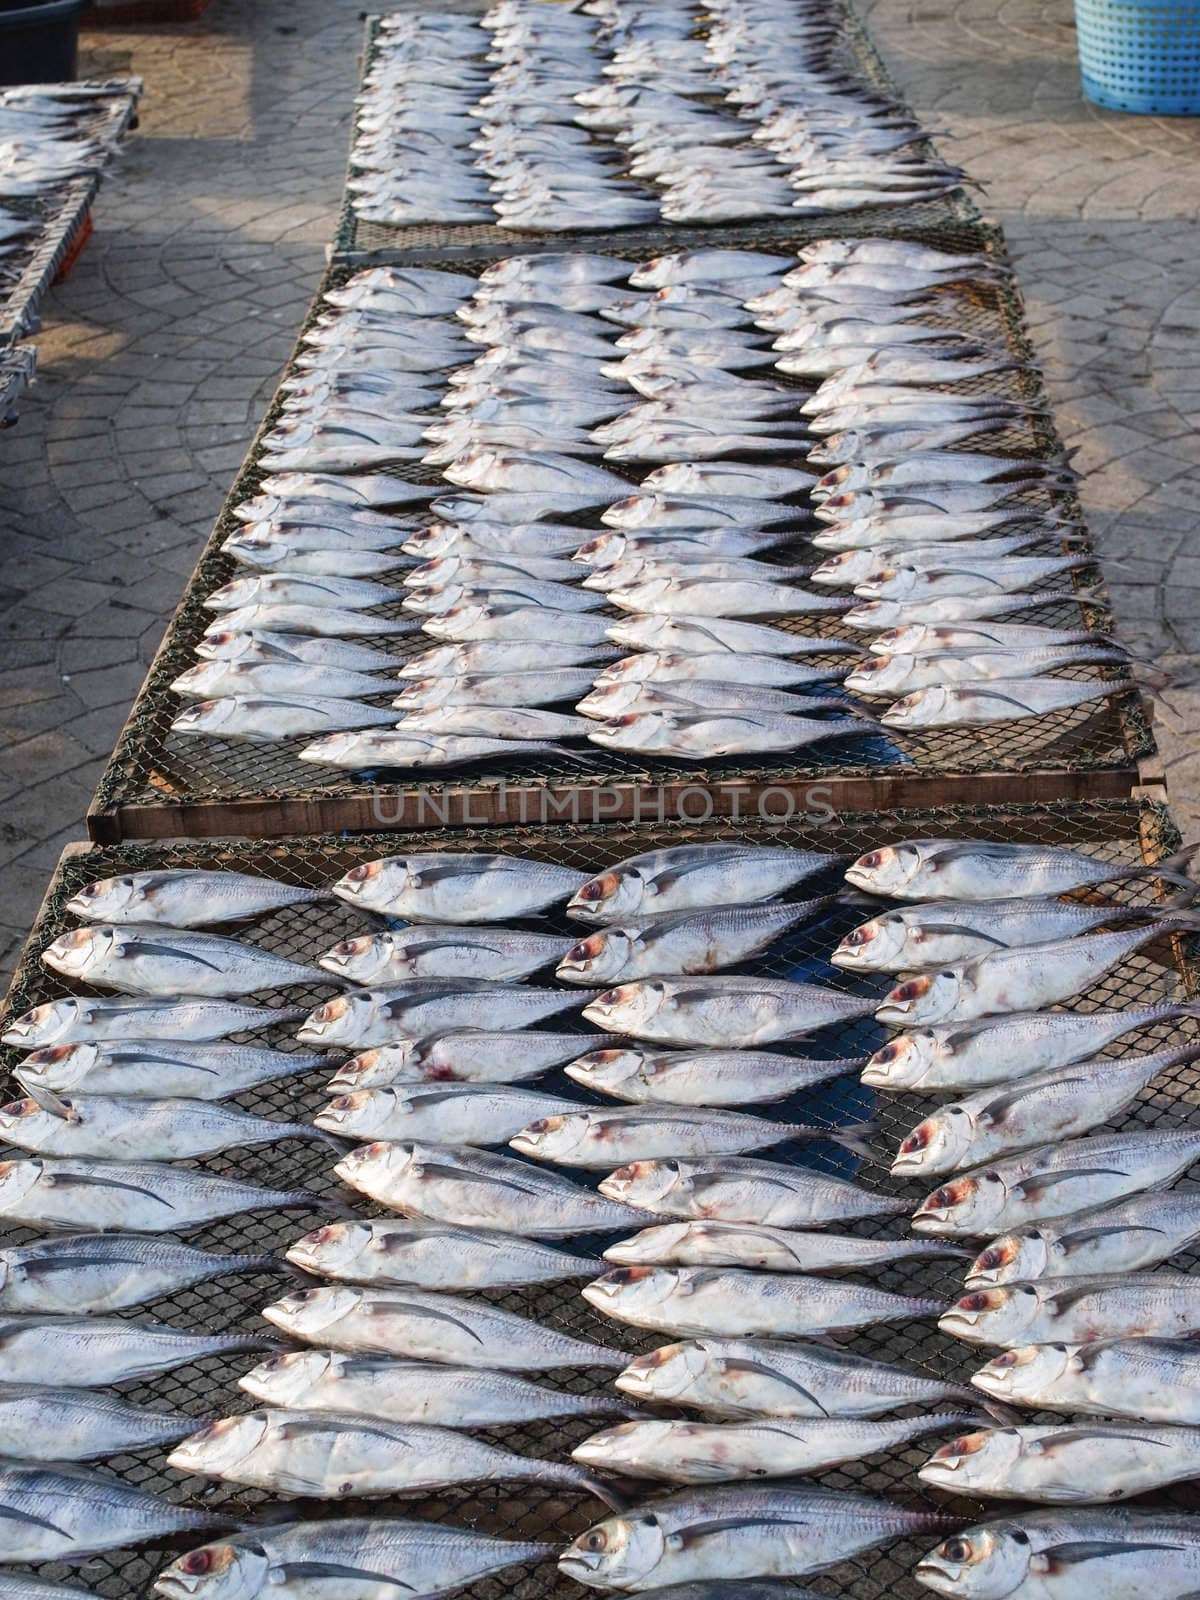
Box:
[348,0,960,234]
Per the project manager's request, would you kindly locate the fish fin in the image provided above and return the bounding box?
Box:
[979,1399,1021,1425]
[22,1083,79,1122]
[825,1120,878,1160]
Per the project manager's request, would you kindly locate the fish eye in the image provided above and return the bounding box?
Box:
[857,850,881,868]
[1026,1229,1042,1240]
[1011,1531,1030,1546]
[984,1172,1002,1184]
[942,1538,972,1563]
[664,1160,679,1173]
[585,1531,609,1552]
[948,1107,967,1117]
[1051,1343,1068,1353]
[182,1550,214,1575]
[1019,1286,1037,1297]
[640,1516,657,1528]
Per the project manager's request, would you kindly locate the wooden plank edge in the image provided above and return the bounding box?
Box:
[87,763,1142,843]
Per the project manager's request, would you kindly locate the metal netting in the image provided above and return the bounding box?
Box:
[2,798,1198,1595]
[89,222,1151,843]
[331,10,982,259]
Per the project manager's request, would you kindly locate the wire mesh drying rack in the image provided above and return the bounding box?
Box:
[89,219,1152,842]
[3,798,1198,1597]
[331,7,981,261]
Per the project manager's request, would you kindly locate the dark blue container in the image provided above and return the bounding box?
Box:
[0,0,86,87]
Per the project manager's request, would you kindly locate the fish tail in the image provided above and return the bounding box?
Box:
[978,1397,1022,1424]
[306,1125,352,1150]
[228,1253,295,1277]
[814,1120,878,1160]
[1123,843,1200,892]
[218,1333,284,1353]
[550,1462,629,1510]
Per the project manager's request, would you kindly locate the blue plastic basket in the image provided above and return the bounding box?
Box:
[1075,0,1200,112]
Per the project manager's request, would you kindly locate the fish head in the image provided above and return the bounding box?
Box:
[916,1522,1035,1600]
[599,1158,680,1210]
[630,253,684,288]
[560,1511,666,1590]
[918,1424,1012,1493]
[172,664,221,695]
[0,1096,48,1136]
[237,1347,334,1408]
[573,1421,639,1468]
[66,873,142,921]
[0,1157,41,1212]
[167,1413,270,1479]
[172,698,238,735]
[509,1112,581,1161]
[318,934,394,982]
[893,1106,975,1177]
[41,925,112,982]
[577,684,638,719]
[297,993,361,1047]
[285,1219,378,1277]
[582,1265,671,1318]
[939,1285,1035,1346]
[569,869,646,921]
[333,1137,407,1190]
[844,841,931,896]
[810,550,863,586]
[313,1091,379,1138]
[967,1230,1047,1288]
[205,578,257,610]
[260,1284,360,1340]
[155,1539,269,1600]
[882,688,947,729]
[831,912,909,970]
[404,524,458,558]
[845,654,911,695]
[602,493,659,530]
[393,678,451,708]
[196,630,250,662]
[424,602,489,638]
[815,463,853,493]
[574,534,624,568]
[584,982,663,1035]
[615,1339,706,1401]
[405,555,458,588]
[557,929,634,985]
[325,1044,413,1092]
[18,1041,97,1090]
[331,858,399,913]
[3,1001,79,1048]
[876,971,960,1026]
[564,1047,647,1094]
[604,1222,688,1266]
[402,583,465,616]
[971,1341,1075,1402]
[594,654,659,686]
[913,1171,1002,1235]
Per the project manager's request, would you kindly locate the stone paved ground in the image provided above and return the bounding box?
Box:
[0,0,1196,978]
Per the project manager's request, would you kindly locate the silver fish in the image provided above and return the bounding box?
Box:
[397,704,594,741]
[561,1487,956,1590]
[172,660,399,701]
[335,1140,652,1235]
[285,1218,597,1290]
[589,709,872,759]
[299,730,572,770]
[0,1462,228,1562]
[0,1579,101,1600]
[583,1265,943,1338]
[205,574,405,611]
[327,1029,622,1090]
[881,677,1131,729]
[0,1156,322,1233]
[0,1090,328,1162]
[332,850,587,921]
[584,977,875,1048]
[238,1343,633,1427]
[65,869,324,927]
[971,1337,1200,1421]
[557,902,820,985]
[153,1516,560,1600]
[862,1004,1200,1092]
[607,614,839,658]
[0,1313,271,1386]
[262,1282,623,1371]
[397,638,620,675]
[512,1105,860,1168]
[600,1158,905,1228]
[596,652,841,691]
[941,1272,1200,1347]
[422,602,615,644]
[604,1222,965,1274]
[576,1412,973,1485]
[171,694,399,743]
[833,895,1162,973]
[202,602,416,639]
[16,1040,326,1100]
[919,1420,1200,1503]
[167,1408,618,1504]
[869,622,1108,657]
[564,1047,861,1106]
[316,1082,582,1146]
[319,926,574,984]
[393,668,599,709]
[876,920,1196,1027]
[1,996,303,1048]
[298,981,591,1048]
[845,838,1193,901]
[968,1191,1200,1286]
[569,844,841,922]
[0,1234,281,1313]
[892,1046,1200,1178]
[195,628,407,671]
[911,1130,1200,1236]
[617,1335,979,1420]
[41,924,326,996]
[916,1510,1200,1600]
[0,1384,195,1462]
